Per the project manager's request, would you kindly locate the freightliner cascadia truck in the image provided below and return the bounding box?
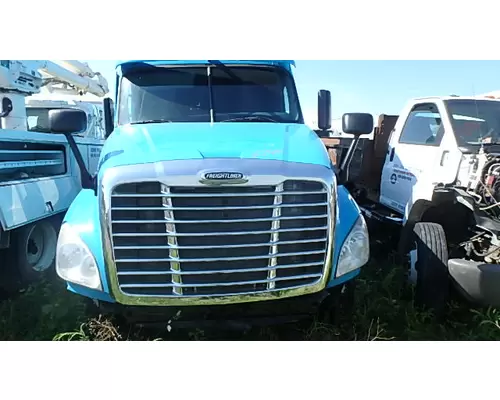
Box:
[52,60,374,328]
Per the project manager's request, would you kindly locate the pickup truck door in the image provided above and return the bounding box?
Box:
[380,102,449,214]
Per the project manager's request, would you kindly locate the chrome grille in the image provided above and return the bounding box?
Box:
[110,180,330,298]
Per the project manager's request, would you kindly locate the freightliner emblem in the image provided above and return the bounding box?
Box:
[199,171,248,185]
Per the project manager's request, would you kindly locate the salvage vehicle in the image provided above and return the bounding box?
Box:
[54,60,373,329]
[334,96,500,314]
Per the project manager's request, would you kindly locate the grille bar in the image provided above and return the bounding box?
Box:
[115,250,325,263]
[117,261,325,276]
[114,238,327,251]
[112,202,328,211]
[120,273,323,289]
[112,190,327,198]
[112,214,329,224]
[112,226,328,237]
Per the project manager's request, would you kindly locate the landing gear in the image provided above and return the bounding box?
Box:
[408,222,450,317]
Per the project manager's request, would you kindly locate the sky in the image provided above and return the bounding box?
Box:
[83,60,500,124]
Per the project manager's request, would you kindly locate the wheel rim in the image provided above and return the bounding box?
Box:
[23,222,57,273]
[26,225,45,267]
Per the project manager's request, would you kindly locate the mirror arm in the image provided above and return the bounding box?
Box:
[338,135,361,185]
[62,132,93,190]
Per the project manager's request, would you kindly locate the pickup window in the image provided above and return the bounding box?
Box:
[117,65,303,125]
[398,103,444,146]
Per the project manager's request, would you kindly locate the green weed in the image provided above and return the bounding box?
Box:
[1,259,499,341]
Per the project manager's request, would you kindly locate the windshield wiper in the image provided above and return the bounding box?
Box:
[130,119,173,125]
[221,116,281,123]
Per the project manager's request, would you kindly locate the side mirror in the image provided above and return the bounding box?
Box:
[342,113,374,136]
[337,113,374,186]
[318,89,332,132]
[48,109,87,134]
[103,97,114,138]
[48,109,93,189]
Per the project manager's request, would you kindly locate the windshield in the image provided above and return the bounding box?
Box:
[445,99,500,146]
[117,64,303,125]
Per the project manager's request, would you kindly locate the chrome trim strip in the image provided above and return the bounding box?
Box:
[115,282,323,299]
[162,184,182,295]
[100,158,336,306]
[267,183,283,290]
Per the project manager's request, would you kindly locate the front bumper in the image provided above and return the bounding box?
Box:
[94,287,347,330]
[448,259,500,307]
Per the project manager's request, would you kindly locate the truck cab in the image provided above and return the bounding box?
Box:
[55,60,373,328]
[342,96,500,314]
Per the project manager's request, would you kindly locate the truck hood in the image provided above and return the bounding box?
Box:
[98,122,332,173]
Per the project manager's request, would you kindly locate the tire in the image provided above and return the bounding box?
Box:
[410,222,449,316]
[4,219,58,292]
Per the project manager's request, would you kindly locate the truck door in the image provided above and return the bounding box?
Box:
[380,103,446,214]
[87,145,102,175]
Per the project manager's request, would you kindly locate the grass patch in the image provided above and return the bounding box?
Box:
[1,258,500,341]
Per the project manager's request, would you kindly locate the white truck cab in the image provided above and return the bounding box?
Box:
[378,97,488,219]
[339,95,500,315]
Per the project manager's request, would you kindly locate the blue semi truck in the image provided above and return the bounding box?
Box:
[51,60,374,328]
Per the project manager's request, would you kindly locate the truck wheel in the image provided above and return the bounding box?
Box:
[13,220,58,285]
[409,222,449,316]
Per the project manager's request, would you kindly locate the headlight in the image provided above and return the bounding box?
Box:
[336,215,370,278]
[56,224,102,290]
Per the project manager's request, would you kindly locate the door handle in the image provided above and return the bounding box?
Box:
[389,148,395,162]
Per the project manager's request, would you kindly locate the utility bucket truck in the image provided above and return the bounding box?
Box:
[55,60,372,329]
[332,96,500,315]
[0,60,109,293]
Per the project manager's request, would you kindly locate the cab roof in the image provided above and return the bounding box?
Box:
[116,60,296,75]
[414,95,500,102]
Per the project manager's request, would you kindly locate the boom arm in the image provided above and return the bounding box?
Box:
[0,60,109,130]
[0,60,108,97]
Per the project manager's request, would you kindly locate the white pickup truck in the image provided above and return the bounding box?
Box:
[334,95,500,314]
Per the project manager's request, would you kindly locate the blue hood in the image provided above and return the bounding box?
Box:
[98,122,332,173]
